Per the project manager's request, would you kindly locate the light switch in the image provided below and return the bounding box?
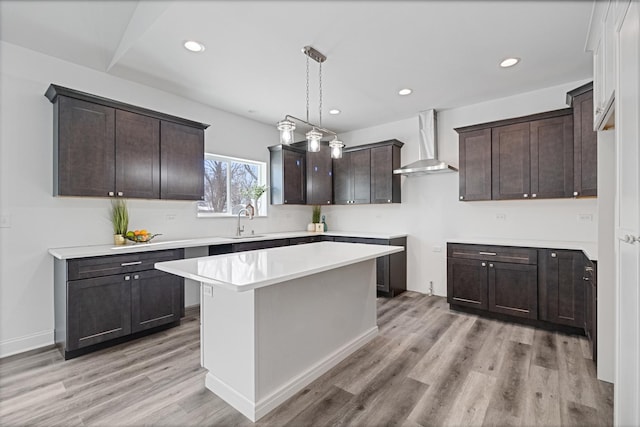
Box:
[578,214,593,223]
[495,213,507,221]
[0,213,11,228]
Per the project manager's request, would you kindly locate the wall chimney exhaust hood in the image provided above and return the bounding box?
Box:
[393,110,458,176]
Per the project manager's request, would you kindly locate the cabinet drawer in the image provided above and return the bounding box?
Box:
[447,244,537,265]
[68,249,184,281]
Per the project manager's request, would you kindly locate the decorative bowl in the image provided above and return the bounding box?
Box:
[125,231,162,243]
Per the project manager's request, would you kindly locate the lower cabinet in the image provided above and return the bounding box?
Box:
[448,243,595,342]
[55,249,184,359]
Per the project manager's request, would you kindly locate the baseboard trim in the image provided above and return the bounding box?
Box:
[205,326,379,422]
[0,330,54,359]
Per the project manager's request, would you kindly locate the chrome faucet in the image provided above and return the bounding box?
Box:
[236,204,254,237]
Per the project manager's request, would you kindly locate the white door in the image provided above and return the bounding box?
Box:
[615,1,640,425]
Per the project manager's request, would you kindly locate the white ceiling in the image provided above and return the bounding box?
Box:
[0,0,594,133]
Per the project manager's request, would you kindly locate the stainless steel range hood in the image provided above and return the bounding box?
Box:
[393,110,458,175]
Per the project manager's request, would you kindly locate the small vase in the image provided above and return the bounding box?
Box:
[307,223,315,232]
[315,223,324,233]
[113,234,126,246]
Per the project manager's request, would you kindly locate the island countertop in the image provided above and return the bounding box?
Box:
[155,241,404,292]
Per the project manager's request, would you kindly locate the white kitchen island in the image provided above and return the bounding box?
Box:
[155,241,404,421]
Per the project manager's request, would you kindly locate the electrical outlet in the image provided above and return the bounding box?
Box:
[166,214,176,221]
[203,284,213,297]
[0,213,11,228]
[495,213,507,221]
[578,213,593,223]
[433,246,442,252]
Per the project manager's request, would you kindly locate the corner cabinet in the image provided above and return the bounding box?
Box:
[268,144,306,205]
[567,83,598,197]
[55,249,184,359]
[45,84,209,200]
[458,129,491,201]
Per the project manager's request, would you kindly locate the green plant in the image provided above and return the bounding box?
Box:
[110,199,129,235]
[241,184,268,201]
[312,205,322,223]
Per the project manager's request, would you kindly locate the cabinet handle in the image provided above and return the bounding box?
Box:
[585,266,594,272]
[121,261,142,266]
[387,199,391,203]
[481,262,486,267]
[124,275,130,281]
[523,193,529,198]
[133,274,139,280]
[573,191,579,197]
[479,252,497,256]
[583,276,590,281]
[532,193,537,198]
[117,191,123,197]
[551,252,557,258]
[327,201,331,204]
[108,191,114,197]
[460,196,464,200]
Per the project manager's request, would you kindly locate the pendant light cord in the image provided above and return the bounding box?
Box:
[319,62,323,127]
[306,54,310,124]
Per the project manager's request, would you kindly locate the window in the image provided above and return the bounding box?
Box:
[198,153,267,217]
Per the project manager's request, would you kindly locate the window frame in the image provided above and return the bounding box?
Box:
[197,153,268,218]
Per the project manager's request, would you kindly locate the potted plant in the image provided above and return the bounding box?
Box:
[110,198,129,245]
[311,205,323,232]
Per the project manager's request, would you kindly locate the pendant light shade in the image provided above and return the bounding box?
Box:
[329,137,345,159]
[306,128,322,152]
[277,119,295,144]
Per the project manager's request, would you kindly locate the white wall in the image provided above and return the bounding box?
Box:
[324,79,598,297]
[0,42,310,357]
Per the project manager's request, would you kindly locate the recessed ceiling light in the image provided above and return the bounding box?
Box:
[500,57,520,68]
[398,88,412,96]
[329,109,341,115]
[184,40,205,53]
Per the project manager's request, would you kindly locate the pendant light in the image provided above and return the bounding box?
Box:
[276,46,345,159]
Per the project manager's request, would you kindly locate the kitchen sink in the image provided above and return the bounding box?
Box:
[229,235,265,239]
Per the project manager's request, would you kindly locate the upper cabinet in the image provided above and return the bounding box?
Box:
[268,144,306,205]
[45,84,209,200]
[333,148,371,205]
[370,142,402,204]
[456,88,595,202]
[567,83,598,197]
[305,142,333,205]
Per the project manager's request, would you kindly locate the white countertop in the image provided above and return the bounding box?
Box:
[48,230,408,260]
[155,241,404,292]
[447,237,598,261]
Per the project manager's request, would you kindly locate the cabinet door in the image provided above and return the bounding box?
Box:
[160,121,204,200]
[115,110,160,199]
[458,128,492,201]
[530,114,574,199]
[351,149,371,204]
[492,123,531,200]
[333,152,352,204]
[538,249,585,327]
[376,255,390,293]
[447,258,488,310]
[67,275,131,350]
[370,145,400,203]
[131,269,181,333]
[573,90,598,197]
[488,262,538,319]
[306,144,332,205]
[283,149,306,204]
[56,96,115,197]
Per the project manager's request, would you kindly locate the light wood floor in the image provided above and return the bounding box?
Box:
[0,293,613,426]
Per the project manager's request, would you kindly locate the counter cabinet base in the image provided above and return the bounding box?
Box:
[200,259,379,422]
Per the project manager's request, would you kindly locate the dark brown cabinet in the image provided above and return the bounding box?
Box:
[370,141,403,204]
[55,96,116,197]
[46,84,209,200]
[530,115,574,199]
[333,236,407,296]
[448,244,537,318]
[584,260,597,361]
[116,110,160,199]
[538,249,586,328]
[492,122,531,200]
[55,249,184,359]
[269,145,306,205]
[456,87,596,202]
[160,121,205,201]
[568,84,598,197]
[458,129,492,201]
[333,148,371,204]
[306,143,333,205]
